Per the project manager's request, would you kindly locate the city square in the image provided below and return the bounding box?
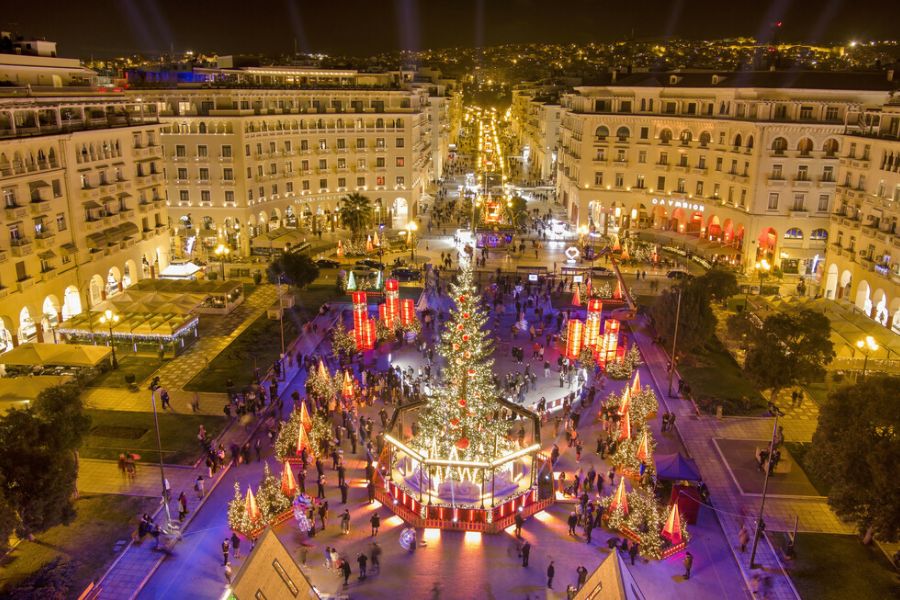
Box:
[0,2,899,600]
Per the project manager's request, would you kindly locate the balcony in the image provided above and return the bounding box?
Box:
[4,205,27,220]
[35,232,56,248]
[10,238,33,257]
[30,200,51,215]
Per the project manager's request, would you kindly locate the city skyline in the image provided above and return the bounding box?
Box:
[6,0,900,58]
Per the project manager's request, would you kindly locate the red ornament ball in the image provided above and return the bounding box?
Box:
[450,418,460,427]
[458,398,467,407]
[455,437,470,450]
[453,343,459,350]
[458,295,466,303]
[462,334,470,342]
[462,312,471,319]
[467,369,475,375]
[457,324,464,331]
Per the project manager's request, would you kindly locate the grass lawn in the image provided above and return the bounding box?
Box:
[0,494,157,598]
[79,409,228,465]
[86,355,164,388]
[770,532,900,600]
[679,337,767,416]
[783,442,832,496]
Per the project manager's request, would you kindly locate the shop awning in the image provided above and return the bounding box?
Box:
[83,200,102,209]
[86,232,108,248]
[38,250,56,259]
[0,343,112,367]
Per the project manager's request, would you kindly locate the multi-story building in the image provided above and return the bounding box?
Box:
[511,89,562,182]
[133,83,444,257]
[823,103,900,333]
[0,93,168,351]
[553,71,896,277]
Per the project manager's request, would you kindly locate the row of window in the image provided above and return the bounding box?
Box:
[176,175,405,204]
[171,136,406,159]
[585,96,845,123]
[767,192,831,212]
[170,155,407,182]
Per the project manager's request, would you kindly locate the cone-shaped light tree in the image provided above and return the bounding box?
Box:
[412,261,511,480]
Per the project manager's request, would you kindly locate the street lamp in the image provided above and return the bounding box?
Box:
[98,309,120,369]
[406,221,418,262]
[856,335,879,379]
[754,259,771,294]
[214,243,230,280]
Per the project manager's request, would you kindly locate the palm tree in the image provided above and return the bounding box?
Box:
[339,192,373,243]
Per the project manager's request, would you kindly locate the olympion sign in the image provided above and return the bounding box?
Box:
[651,197,705,212]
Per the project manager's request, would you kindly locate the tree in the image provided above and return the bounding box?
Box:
[743,309,835,401]
[30,383,91,497]
[650,282,716,356]
[503,195,528,229]
[268,252,319,289]
[808,376,900,543]
[693,269,740,303]
[339,192,373,242]
[0,481,18,552]
[413,260,511,476]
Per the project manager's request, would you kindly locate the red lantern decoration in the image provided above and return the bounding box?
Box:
[598,318,620,364]
[566,319,584,359]
[400,299,415,326]
[455,437,470,450]
[384,278,399,293]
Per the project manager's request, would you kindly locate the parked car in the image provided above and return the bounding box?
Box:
[315,259,341,269]
[666,269,692,280]
[355,258,385,270]
[391,267,422,282]
[591,266,615,277]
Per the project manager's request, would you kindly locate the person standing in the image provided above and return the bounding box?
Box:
[339,480,349,504]
[370,541,381,572]
[547,561,555,589]
[683,551,694,580]
[341,557,351,586]
[177,491,188,521]
[231,531,241,559]
[577,565,588,589]
[194,475,205,499]
[567,511,578,536]
[370,512,381,536]
[317,473,326,499]
[514,512,524,539]
[340,509,351,535]
[221,538,230,566]
[367,480,376,503]
[629,541,639,565]
[521,540,531,567]
[738,524,750,553]
[357,552,368,580]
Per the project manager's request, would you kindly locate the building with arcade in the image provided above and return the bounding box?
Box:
[552,70,896,278]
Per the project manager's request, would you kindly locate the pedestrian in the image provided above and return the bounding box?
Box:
[222,538,230,566]
[224,563,233,584]
[514,512,524,538]
[191,391,200,413]
[738,524,750,553]
[317,473,326,499]
[177,491,188,521]
[341,557,352,586]
[629,541,639,565]
[577,565,588,589]
[370,512,381,536]
[324,546,333,570]
[340,509,351,535]
[194,475,205,499]
[231,531,241,559]
[357,552,368,579]
[367,480,376,503]
[568,511,578,536]
[683,551,694,580]
[160,387,171,410]
[547,561,555,589]
[520,539,531,567]
[340,481,349,504]
[318,501,329,529]
[370,541,382,572]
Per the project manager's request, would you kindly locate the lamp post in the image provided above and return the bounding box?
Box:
[755,259,771,294]
[856,335,879,379]
[406,221,418,262]
[98,309,119,369]
[749,407,783,569]
[667,285,683,397]
[277,274,286,357]
[149,388,174,526]
[214,243,230,280]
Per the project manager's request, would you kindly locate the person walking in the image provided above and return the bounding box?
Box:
[547,561,555,589]
[317,473,326,499]
[231,531,241,559]
[339,480,349,504]
[340,557,352,587]
[177,491,188,521]
[514,512,524,539]
[340,509,351,535]
[683,551,694,580]
[577,565,588,589]
[738,524,750,553]
[370,541,381,572]
[521,540,531,567]
[629,541,639,565]
[194,475,205,499]
[370,512,381,536]
[221,538,230,566]
[357,552,368,580]
[567,511,578,536]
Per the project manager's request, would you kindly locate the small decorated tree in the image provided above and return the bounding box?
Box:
[227,482,254,534]
[255,463,293,523]
[331,321,357,357]
[602,485,688,559]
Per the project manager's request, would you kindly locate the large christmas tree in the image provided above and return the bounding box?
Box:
[413,260,511,481]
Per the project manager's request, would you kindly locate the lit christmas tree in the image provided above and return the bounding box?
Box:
[412,261,511,482]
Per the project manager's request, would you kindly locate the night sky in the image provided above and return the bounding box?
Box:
[5,0,900,58]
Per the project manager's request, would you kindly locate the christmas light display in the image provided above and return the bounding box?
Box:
[281,462,298,497]
[572,285,582,307]
[566,319,584,359]
[400,298,415,326]
[227,464,295,538]
[275,407,333,462]
[346,270,356,291]
[583,299,603,349]
[662,503,684,545]
[598,318,620,364]
[609,478,629,514]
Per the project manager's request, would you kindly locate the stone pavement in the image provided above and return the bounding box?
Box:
[84,285,280,414]
[629,316,857,600]
[78,459,198,498]
[93,308,337,600]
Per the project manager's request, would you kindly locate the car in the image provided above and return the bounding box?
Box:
[590,266,615,277]
[667,270,692,280]
[315,259,341,269]
[355,258,385,270]
[391,267,422,282]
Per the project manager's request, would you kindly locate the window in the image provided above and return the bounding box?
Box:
[695,181,704,196]
[286,182,293,193]
[619,101,632,113]
[822,165,834,182]
[223,168,234,181]
[179,190,189,203]
[825,106,839,121]
[357,138,366,149]
[698,156,707,169]
[638,150,647,164]
[616,149,626,162]
[175,145,186,157]
[594,172,604,186]
[658,152,668,165]
[799,106,813,120]
[338,177,346,188]
[56,213,66,231]
[336,158,346,169]
[396,157,405,167]
[200,190,211,203]
[395,138,404,148]
[656,176,666,191]
[225,191,234,203]
[357,158,366,169]
[595,149,606,161]
[784,228,804,240]
[636,174,645,189]
[357,177,365,186]
[797,165,808,181]
[197,145,208,158]
[768,193,779,210]
[199,167,209,181]
[52,180,61,197]
[244,144,251,157]
[676,178,686,193]
[810,228,828,241]
[639,127,649,140]
[740,189,747,207]
[177,168,188,181]
[376,157,385,168]
[337,139,346,149]
[319,179,327,189]
[792,193,806,211]
[817,194,830,212]
[376,176,385,185]
[715,157,723,171]
[615,173,624,187]
[376,138,385,149]
[302,180,310,190]
[713,183,720,197]
[318,139,327,150]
